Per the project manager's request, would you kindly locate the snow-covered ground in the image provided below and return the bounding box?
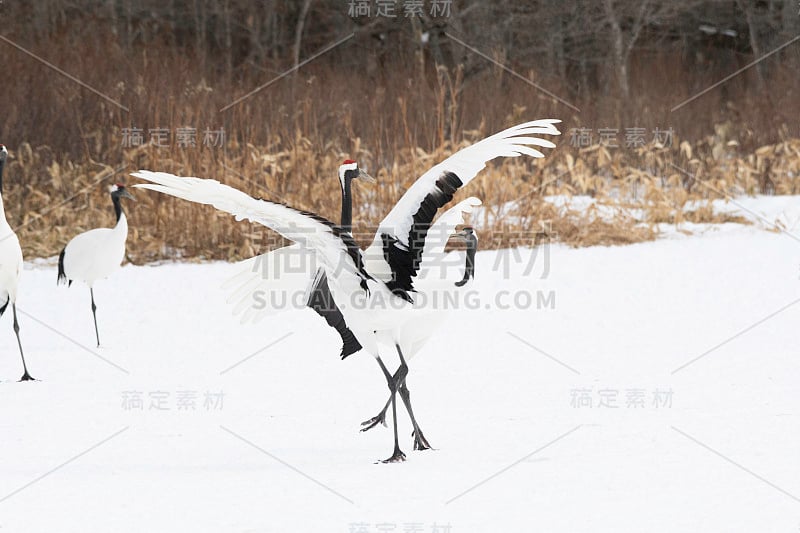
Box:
[1,197,799,533]
[543,192,800,230]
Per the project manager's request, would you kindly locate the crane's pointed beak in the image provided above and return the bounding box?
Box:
[357,169,376,184]
[121,189,136,201]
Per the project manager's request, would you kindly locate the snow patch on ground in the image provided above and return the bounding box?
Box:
[0,195,798,532]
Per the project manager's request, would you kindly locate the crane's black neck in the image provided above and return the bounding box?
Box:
[340,177,353,232]
[0,158,5,196]
[111,192,124,222]
[455,232,478,287]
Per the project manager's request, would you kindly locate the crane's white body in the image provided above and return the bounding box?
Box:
[336,196,482,359]
[222,195,481,324]
[62,214,128,287]
[0,143,35,380]
[0,197,23,307]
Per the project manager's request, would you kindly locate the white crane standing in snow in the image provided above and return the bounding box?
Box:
[133,119,560,461]
[224,171,481,453]
[57,184,135,347]
[0,145,35,381]
[221,159,476,454]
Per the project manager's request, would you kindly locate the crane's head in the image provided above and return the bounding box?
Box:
[0,145,7,162]
[457,226,475,238]
[338,159,375,190]
[456,226,478,246]
[110,183,136,201]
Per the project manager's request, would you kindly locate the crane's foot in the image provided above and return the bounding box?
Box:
[18,372,36,382]
[412,430,432,451]
[360,411,388,432]
[380,447,406,463]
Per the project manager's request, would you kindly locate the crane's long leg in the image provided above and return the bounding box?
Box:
[381,386,405,463]
[392,345,431,450]
[13,304,35,381]
[90,288,100,348]
[360,357,394,429]
[361,355,405,431]
[362,351,406,463]
[362,346,432,451]
[399,381,432,451]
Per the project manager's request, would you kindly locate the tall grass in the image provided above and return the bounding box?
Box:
[1,31,798,261]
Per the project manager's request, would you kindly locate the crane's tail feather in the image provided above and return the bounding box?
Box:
[57,247,70,286]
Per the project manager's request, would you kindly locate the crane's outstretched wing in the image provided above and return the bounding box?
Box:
[132,171,373,300]
[221,244,317,323]
[364,119,560,295]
